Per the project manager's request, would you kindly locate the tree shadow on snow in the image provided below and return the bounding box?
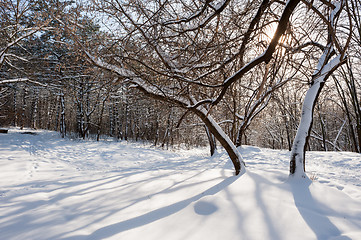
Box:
[1,130,239,240]
[290,179,351,240]
[58,174,240,240]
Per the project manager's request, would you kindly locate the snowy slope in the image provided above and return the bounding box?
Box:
[0,129,361,240]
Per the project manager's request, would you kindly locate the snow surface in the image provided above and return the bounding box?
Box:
[1,128,361,240]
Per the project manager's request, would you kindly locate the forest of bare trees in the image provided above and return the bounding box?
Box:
[1,0,360,175]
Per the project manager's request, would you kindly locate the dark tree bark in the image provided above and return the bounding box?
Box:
[204,125,217,156]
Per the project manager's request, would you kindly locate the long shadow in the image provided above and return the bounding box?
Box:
[51,177,223,239]
[1,169,226,240]
[59,174,241,240]
[290,179,351,240]
[223,180,247,238]
[249,172,281,240]
[2,129,236,239]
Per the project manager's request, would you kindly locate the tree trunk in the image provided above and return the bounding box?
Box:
[109,100,114,137]
[13,89,17,127]
[161,109,172,149]
[290,52,343,178]
[192,107,245,175]
[20,88,27,130]
[96,97,107,141]
[317,105,328,151]
[136,81,245,175]
[204,125,217,156]
[60,92,66,138]
[124,102,129,141]
[154,118,159,147]
[31,93,39,129]
[236,122,246,147]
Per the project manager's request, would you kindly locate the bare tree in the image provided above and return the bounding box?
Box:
[57,0,300,175]
[289,0,352,178]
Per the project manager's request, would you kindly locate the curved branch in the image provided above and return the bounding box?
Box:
[163,0,231,33]
[212,0,301,106]
[163,0,214,25]
[299,0,343,53]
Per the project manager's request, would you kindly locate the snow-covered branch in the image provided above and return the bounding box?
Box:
[0,78,29,85]
[289,0,349,178]
[0,25,51,68]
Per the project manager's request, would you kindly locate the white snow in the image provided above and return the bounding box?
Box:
[1,128,361,240]
[0,78,29,84]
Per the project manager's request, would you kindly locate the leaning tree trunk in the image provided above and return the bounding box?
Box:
[192,106,245,175]
[290,50,344,178]
[135,83,245,175]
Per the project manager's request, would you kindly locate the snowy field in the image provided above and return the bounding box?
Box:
[1,128,361,240]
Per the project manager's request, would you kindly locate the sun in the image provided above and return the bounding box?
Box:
[263,22,278,43]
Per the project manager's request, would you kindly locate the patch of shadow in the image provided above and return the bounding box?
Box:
[291,180,351,240]
[194,200,218,215]
[21,132,38,135]
[336,185,344,190]
[58,175,240,240]
[329,235,356,240]
[318,180,330,184]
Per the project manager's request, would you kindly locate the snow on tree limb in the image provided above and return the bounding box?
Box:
[290,52,345,177]
[79,45,245,174]
[0,78,29,85]
[289,0,349,178]
[0,25,52,68]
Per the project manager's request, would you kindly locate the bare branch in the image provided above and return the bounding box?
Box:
[212,0,301,106]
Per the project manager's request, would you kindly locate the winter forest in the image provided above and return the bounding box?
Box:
[2,0,360,175]
[1,0,361,239]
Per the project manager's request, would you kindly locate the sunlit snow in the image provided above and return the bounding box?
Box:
[1,129,360,240]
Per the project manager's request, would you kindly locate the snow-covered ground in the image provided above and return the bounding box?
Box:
[1,128,361,240]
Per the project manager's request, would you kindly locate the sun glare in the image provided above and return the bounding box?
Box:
[263,22,278,43]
